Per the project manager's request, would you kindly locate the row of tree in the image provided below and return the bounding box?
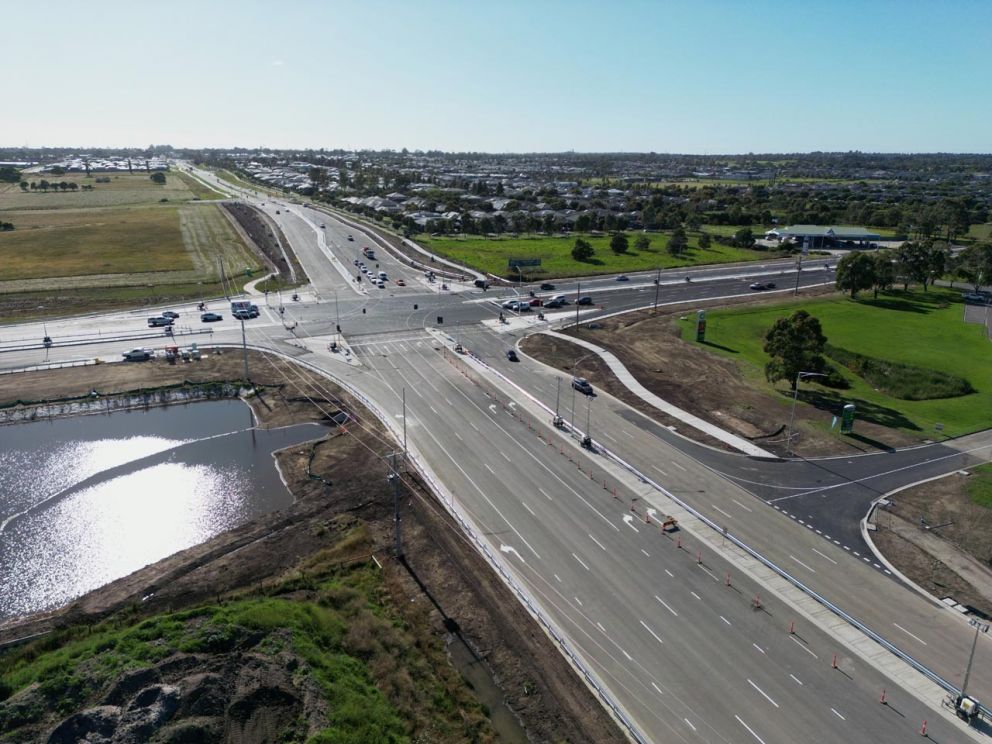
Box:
[18,180,83,192]
[834,242,992,298]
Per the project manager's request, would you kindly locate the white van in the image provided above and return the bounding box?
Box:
[377,271,388,281]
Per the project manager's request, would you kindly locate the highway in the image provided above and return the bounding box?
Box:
[2,164,987,741]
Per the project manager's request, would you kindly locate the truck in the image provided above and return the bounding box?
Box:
[362,246,375,259]
[230,300,259,320]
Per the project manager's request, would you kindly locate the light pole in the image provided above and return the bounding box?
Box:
[786,371,826,456]
[582,395,592,448]
[961,618,989,701]
[653,268,661,312]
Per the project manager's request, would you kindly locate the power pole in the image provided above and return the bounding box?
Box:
[240,317,249,381]
[575,281,581,329]
[389,452,404,559]
[653,268,661,312]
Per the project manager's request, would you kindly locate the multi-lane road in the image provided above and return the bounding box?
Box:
[3,166,989,742]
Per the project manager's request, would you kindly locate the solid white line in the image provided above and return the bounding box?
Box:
[588,533,607,551]
[671,461,687,472]
[790,554,816,573]
[893,623,928,645]
[790,674,803,686]
[812,547,838,565]
[690,591,701,600]
[735,715,767,744]
[538,486,553,500]
[790,635,818,658]
[732,498,753,512]
[684,718,697,733]
[484,463,495,474]
[752,643,765,655]
[654,595,678,616]
[748,678,779,708]
[664,569,674,578]
[620,646,633,661]
[698,565,719,581]
[522,502,536,516]
[831,707,846,721]
[640,548,650,557]
[720,615,731,626]
[639,620,664,646]
[573,552,590,571]
[711,504,734,520]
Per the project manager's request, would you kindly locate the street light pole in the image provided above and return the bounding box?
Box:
[653,268,661,312]
[961,619,989,699]
[786,370,826,456]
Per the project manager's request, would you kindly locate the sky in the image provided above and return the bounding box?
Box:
[2,0,990,153]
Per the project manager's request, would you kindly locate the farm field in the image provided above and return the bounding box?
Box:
[684,288,992,439]
[0,171,198,210]
[419,232,780,278]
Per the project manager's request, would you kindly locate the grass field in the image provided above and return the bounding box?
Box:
[682,288,992,438]
[419,232,780,278]
[967,223,992,242]
[0,171,198,210]
[174,170,227,200]
[968,463,992,508]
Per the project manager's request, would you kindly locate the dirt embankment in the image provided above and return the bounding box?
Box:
[523,293,917,457]
[223,202,304,285]
[0,354,624,743]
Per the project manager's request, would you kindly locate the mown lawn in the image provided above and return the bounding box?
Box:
[682,288,992,438]
[419,232,780,279]
[0,205,192,280]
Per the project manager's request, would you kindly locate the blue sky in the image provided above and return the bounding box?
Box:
[3,0,990,152]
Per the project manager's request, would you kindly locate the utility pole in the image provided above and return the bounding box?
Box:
[553,377,563,427]
[786,371,825,455]
[389,452,404,559]
[582,396,592,448]
[334,290,340,345]
[575,281,581,329]
[402,387,407,459]
[961,619,989,700]
[240,317,249,381]
[653,268,661,312]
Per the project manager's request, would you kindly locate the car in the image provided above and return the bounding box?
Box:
[544,298,563,309]
[571,377,593,395]
[615,275,629,282]
[161,310,180,319]
[506,349,519,362]
[963,292,989,304]
[540,283,556,290]
[122,348,151,362]
[577,296,594,305]
[320,223,326,229]
[528,297,543,306]
[396,279,406,286]
[377,281,385,288]
[232,309,253,320]
[550,294,569,304]
[201,312,223,322]
[353,259,359,266]
[501,299,518,309]
[275,210,281,214]
[749,282,767,291]
[347,235,354,241]
[147,316,174,327]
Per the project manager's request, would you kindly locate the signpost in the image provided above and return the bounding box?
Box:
[841,403,856,434]
[695,310,706,342]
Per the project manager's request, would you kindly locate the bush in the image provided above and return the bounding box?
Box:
[825,345,974,400]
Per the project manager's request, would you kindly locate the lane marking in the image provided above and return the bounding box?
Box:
[790,674,803,686]
[671,461,687,472]
[711,504,734,520]
[790,636,818,658]
[454,431,463,441]
[500,451,511,462]
[554,574,562,583]
[537,487,553,501]
[640,620,665,646]
[831,708,846,721]
[429,405,439,415]
[445,397,453,406]
[664,569,674,578]
[752,643,765,655]
[640,548,650,557]
[522,502,536,516]
[484,463,495,474]
[588,533,607,551]
[698,565,719,581]
[651,682,664,696]
[653,466,669,477]
[720,615,731,626]
[574,596,583,606]
[470,421,480,432]
[893,623,928,646]
[790,555,816,573]
[623,430,636,438]
[572,553,590,571]
[812,547,838,565]
[732,498,753,512]
[684,719,697,733]
[596,621,605,632]
[735,715,768,744]
[620,646,633,661]
[690,591,701,600]
[602,432,619,443]
[654,595,678,616]
[747,678,779,708]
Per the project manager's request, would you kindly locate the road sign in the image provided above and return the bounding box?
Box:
[841,403,856,434]
[508,258,542,268]
[695,310,706,342]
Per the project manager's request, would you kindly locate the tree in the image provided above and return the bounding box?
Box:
[575,213,592,232]
[18,181,28,192]
[641,204,657,229]
[634,234,652,252]
[667,227,688,257]
[698,232,712,250]
[149,172,167,184]
[763,310,828,390]
[610,232,629,254]
[39,179,50,192]
[0,166,22,183]
[834,251,875,298]
[572,238,595,262]
[870,250,895,298]
[895,241,930,290]
[733,227,755,248]
[955,243,992,291]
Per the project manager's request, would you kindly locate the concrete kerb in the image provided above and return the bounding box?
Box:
[232,342,649,744]
[433,333,984,736]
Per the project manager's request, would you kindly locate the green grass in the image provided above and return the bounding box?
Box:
[174,170,227,200]
[967,223,992,242]
[968,464,992,508]
[0,172,196,210]
[0,205,192,280]
[419,232,780,279]
[683,288,992,438]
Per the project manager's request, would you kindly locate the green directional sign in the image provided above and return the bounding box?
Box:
[508,258,542,268]
[840,403,856,434]
[695,310,707,342]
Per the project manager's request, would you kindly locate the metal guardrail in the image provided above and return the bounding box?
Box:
[0,328,215,354]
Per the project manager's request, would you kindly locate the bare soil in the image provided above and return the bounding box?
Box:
[223,202,304,285]
[0,355,623,743]
[522,292,917,457]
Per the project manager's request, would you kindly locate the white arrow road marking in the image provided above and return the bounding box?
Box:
[499,544,524,563]
[622,515,640,532]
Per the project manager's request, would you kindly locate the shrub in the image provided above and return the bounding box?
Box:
[825,345,974,400]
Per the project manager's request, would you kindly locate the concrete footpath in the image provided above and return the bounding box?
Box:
[542,330,777,458]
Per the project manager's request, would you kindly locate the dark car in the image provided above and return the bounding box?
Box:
[615,275,629,282]
[540,283,556,290]
[571,377,593,395]
[577,296,594,305]
[749,282,767,291]
[161,310,180,319]
[528,297,543,306]
[544,298,563,308]
[201,312,223,322]
[766,282,776,289]
[506,349,519,362]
